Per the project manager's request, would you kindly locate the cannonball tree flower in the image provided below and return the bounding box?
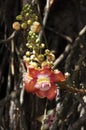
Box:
[23,65,65,100]
[37,109,56,129]
[42,109,55,130]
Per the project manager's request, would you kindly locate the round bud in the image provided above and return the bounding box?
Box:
[25,13,30,18]
[38,54,44,62]
[25,51,30,56]
[27,20,32,25]
[45,49,50,55]
[16,15,23,21]
[47,53,55,61]
[29,31,34,36]
[26,43,29,47]
[23,4,29,10]
[30,21,41,33]
[40,43,45,49]
[25,58,30,62]
[28,45,33,49]
[31,35,35,39]
[41,61,50,67]
[12,22,20,30]
[21,22,27,29]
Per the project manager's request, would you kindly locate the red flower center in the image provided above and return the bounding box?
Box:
[35,74,51,91]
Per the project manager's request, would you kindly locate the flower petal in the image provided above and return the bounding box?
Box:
[29,67,39,78]
[51,70,65,82]
[46,84,56,100]
[24,78,37,92]
[40,66,53,76]
[35,90,46,98]
[35,83,57,100]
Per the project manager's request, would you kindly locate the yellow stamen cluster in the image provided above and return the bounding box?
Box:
[37,77,50,83]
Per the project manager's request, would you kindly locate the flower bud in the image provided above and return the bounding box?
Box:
[30,21,41,33]
[47,53,55,61]
[38,54,44,62]
[25,13,30,18]
[27,20,32,25]
[21,22,27,29]
[25,51,31,56]
[16,15,23,20]
[40,43,45,49]
[45,49,50,55]
[41,61,50,67]
[12,22,20,30]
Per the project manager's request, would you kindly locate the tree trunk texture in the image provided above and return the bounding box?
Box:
[0,0,86,130]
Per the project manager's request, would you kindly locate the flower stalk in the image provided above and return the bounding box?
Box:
[12,4,65,100]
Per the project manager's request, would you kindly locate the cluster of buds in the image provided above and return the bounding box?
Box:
[12,4,65,100]
[12,4,55,68]
[12,4,40,32]
[13,4,55,68]
[23,30,55,68]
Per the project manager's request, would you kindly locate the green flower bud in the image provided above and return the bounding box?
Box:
[25,51,31,56]
[45,49,50,55]
[36,38,40,43]
[47,53,55,61]
[23,4,30,10]
[26,43,29,47]
[25,58,30,62]
[40,43,45,49]
[31,35,35,39]
[30,21,41,33]
[29,31,33,36]
[23,55,27,60]
[25,13,30,18]
[41,61,50,67]
[21,23,27,29]
[28,45,33,49]
[16,15,23,21]
[27,20,32,25]
[38,54,44,62]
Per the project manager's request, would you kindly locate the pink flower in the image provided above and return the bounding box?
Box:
[44,111,55,129]
[23,65,65,100]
